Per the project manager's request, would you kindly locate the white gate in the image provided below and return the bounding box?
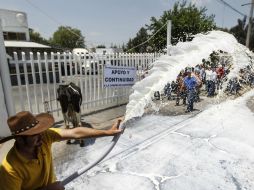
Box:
[8,52,159,122]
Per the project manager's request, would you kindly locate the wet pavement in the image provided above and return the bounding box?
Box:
[54,90,254,190]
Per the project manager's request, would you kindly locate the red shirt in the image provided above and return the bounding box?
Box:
[216,67,224,79]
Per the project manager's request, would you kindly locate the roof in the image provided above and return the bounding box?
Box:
[4,41,51,48]
[73,48,88,54]
[0,8,26,15]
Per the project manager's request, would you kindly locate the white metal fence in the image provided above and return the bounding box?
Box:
[8,52,159,121]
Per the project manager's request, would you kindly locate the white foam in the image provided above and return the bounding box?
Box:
[125,30,254,122]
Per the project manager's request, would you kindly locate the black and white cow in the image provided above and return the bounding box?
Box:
[57,82,84,146]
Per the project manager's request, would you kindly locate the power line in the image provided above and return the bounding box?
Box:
[215,0,247,17]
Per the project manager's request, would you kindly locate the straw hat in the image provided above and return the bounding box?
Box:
[0,111,54,144]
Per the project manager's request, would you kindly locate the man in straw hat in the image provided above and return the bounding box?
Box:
[0,111,122,190]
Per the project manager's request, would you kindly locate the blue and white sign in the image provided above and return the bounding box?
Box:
[104,65,136,87]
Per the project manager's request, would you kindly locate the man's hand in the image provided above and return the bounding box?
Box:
[59,118,124,140]
[107,119,123,135]
[37,181,65,190]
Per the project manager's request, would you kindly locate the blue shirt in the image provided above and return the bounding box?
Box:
[184,76,197,91]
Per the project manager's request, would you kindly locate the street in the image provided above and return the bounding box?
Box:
[53,90,254,190]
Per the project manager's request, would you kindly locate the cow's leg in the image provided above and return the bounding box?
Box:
[76,111,81,126]
[63,113,71,144]
[76,112,85,147]
[63,113,69,129]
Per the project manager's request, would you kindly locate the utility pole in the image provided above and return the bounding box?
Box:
[245,0,254,48]
[167,20,172,56]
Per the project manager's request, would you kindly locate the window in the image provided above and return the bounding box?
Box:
[4,32,26,41]
[8,32,17,40]
[3,32,8,40]
[16,33,26,40]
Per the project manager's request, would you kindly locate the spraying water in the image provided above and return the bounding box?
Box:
[125,30,254,122]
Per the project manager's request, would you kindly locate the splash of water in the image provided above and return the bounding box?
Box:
[125,30,254,122]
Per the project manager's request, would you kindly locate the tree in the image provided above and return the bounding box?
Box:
[122,43,127,52]
[50,26,85,49]
[228,16,254,51]
[229,17,247,46]
[126,27,149,53]
[110,43,117,48]
[29,28,49,45]
[211,15,254,51]
[148,1,216,51]
[126,1,216,52]
[96,45,106,48]
[126,39,133,52]
[250,24,254,50]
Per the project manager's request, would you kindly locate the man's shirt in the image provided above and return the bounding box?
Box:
[206,70,217,81]
[0,128,62,190]
[216,67,225,79]
[184,76,197,91]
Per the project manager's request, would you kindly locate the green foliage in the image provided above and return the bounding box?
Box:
[228,16,254,51]
[126,27,149,53]
[149,1,216,51]
[110,43,118,48]
[209,51,220,68]
[96,45,106,48]
[229,17,247,46]
[202,50,228,68]
[251,27,254,51]
[50,26,85,49]
[126,0,216,52]
[29,28,49,45]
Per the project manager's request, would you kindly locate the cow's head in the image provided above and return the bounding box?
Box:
[57,84,71,112]
[57,85,71,100]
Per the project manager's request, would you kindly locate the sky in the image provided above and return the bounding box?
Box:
[0,0,252,48]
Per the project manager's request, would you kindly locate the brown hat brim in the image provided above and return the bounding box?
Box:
[0,113,54,145]
[17,113,54,136]
[0,136,15,144]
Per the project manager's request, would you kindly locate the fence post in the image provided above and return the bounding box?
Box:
[0,19,15,116]
[167,20,172,56]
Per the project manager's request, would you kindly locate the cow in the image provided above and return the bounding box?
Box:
[57,82,84,147]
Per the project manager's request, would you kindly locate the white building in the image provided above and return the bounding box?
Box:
[0,8,51,58]
[95,48,123,55]
[0,9,30,41]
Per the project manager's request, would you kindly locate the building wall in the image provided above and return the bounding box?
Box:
[95,48,123,55]
[0,76,11,137]
[0,9,29,41]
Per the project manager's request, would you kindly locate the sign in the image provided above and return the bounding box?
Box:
[104,65,136,87]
